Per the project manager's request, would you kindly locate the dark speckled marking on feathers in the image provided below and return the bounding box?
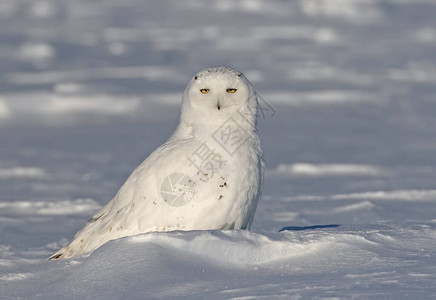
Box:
[50,253,63,260]
[194,66,243,80]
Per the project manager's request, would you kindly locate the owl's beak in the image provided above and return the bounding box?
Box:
[217,100,221,110]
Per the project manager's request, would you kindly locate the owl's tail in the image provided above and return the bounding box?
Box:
[49,200,115,260]
[48,218,122,260]
[48,248,67,260]
[48,239,88,260]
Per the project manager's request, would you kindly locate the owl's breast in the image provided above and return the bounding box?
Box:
[135,136,262,231]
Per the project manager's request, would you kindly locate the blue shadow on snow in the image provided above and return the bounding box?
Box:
[279,224,340,232]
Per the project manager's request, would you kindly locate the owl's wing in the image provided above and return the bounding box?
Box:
[49,139,195,259]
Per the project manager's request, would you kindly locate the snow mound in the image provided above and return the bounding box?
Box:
[128,230,340,266]
[3,225,436,299]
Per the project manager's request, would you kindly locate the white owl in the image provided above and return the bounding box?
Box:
[50,66,264,259]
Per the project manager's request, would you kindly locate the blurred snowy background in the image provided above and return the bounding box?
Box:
[1,0,436,298]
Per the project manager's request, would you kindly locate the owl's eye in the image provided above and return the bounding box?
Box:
[226,88,237,93]
[200,89,210,94]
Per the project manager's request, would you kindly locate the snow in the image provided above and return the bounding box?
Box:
[1,0,436,298]
[0,167,47,179]
[269,163,391,177]
[0,199,100,216]
[17,42,56,63]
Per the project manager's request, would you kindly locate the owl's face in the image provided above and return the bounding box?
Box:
[185,66,253,113]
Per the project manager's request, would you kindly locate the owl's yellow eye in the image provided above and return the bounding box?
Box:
[226,88,237,93]
[200,89,210,94]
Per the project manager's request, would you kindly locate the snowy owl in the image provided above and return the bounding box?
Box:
[50,66,264,260]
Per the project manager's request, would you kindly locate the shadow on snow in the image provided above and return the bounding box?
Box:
[279,224,340,232]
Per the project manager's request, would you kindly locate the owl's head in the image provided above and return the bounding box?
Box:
[181,66,258,127]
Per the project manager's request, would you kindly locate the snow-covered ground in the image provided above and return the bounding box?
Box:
[1,0,436,298]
